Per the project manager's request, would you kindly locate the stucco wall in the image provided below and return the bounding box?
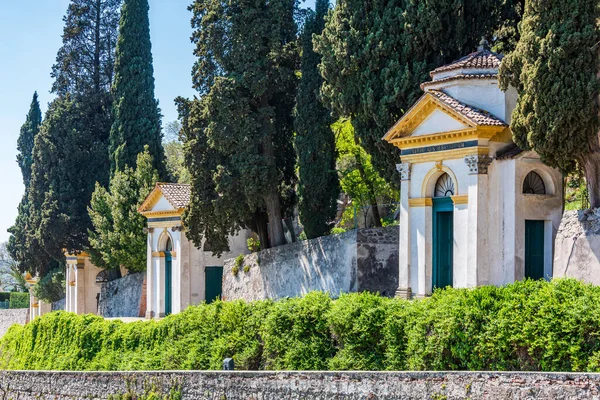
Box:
[98,272,145,318]
[222,227,398,301]
[554,209,600,285]
[0,309,28,338]
[2,370,600,399]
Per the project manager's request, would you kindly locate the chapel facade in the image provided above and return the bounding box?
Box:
[383,41,563,299]
[138,182,252,318]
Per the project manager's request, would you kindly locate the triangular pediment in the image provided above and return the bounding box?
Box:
[138,183,190,216]
[383,92,477,142]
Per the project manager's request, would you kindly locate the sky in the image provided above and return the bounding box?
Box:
[0,0,316,244]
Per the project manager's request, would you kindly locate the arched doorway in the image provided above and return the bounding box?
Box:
[433,173,454,289]
[164,236,173,316]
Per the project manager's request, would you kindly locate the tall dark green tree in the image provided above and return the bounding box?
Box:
[295,0,339,239]
[109,0,166,178]
[7,93,42,268]
[499,0,600,207]
[180,0,299,251]
[23,0,120,276]
[315,0,523,183]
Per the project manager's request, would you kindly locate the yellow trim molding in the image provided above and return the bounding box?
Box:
[31,303,39,308]
[151,251,177,258]
[69,281,76,286]
[409,198,433,207]
[451,195,469,205]
[141,209,184,218]
[402,146,489,164]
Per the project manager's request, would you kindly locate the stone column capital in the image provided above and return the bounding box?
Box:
[464,155,492,175]
[396,162,411,181]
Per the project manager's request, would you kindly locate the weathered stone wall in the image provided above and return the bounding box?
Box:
[98,272,145,318]
[554,209,600,284]
[1,370,600,399]
[52,297,65,311]
[222,226,398,301]
[0,309,28,338]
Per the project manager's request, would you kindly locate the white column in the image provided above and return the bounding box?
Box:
[412,203,432,297]
[145,228,154,319]
[65,265,70,312]
[69,265,77,313]
[75,263,85,314]
[465,155,492,287]
[396,162,412,299]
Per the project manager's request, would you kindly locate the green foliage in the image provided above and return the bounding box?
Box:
[88,148,159,272]
[295,0,340,240]
[315,0,523,183]
[243,265,250,274]
[32,267,65,304]
[247,238,261,253]
[109,0,166,178]
[180,0,299,251]
[5,280,600,372]
[499,0,600,207]
[9,293,29,309]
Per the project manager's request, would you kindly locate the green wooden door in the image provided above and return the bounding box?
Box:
[525,220,545,280]
[433,197,454,289]
[165,252,172,316]
[205,266,223,304]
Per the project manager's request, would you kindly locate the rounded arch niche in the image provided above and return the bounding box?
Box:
[421,166,459,198]
[157,231,174,253]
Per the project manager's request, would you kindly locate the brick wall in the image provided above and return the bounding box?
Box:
[0,370,599,399]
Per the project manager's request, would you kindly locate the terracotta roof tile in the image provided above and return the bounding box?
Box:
[421,73,498,90]
[429,90,506,126]
[157,183,191,209]
[431,50,503,76]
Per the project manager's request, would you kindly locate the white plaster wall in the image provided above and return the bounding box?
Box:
[151,197,175,212]
[412,109,468,136]
[453,203,469,287]
[442,82,507,122]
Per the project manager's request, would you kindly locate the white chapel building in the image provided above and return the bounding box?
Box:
[138,183,252,317]
[384,41,563,299]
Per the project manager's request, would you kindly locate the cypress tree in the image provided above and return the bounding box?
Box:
[7,92,42,267]
[315,0,523,183]
[181,0,299,251]
[295,0,340,239]
[23,0,119,275]
[499,0,600,207]
[109,0,166,178]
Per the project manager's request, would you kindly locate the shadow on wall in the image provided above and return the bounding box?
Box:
[222,226,399,302]
[554,209,600,284]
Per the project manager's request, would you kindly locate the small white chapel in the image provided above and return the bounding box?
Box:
[383,40,563,299]
[138,182,252,317]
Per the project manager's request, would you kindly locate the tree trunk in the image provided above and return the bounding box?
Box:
[264,190,286,247]
[253,212,270,250]
[284,217,296,242]
[581,150,600,209]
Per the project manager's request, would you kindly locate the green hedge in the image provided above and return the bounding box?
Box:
[2,279,600,371]
[9,292,29,309]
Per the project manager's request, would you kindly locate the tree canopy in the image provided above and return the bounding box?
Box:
[295,0,340,239]
[109,0,166,178]
[315,0,524,184]
[499,0,600,207]
[180,0,300,251]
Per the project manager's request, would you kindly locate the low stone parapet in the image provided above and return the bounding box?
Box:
[0,370,599,399]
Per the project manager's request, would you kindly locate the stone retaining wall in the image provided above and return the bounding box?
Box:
[98,272,145,318]
[554,209,600,284]
[222,226,398,301]
[0,309,28,338]
[1,370,599,399]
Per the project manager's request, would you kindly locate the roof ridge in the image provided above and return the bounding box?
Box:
[428,90,506,127]
[430,49,503,77]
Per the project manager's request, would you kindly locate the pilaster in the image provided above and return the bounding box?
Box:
[396,162,412,299]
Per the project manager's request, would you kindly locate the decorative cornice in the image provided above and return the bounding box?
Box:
[401,146,488,164]
[451,195,469,205]
[465,155,493,174]
[409,198,433,207]
[396,163,411,181]
[141,209,184,218]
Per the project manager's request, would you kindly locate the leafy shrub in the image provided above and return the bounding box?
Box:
[9,292,29,309]
[32,267,65,303]
[247,238,261,252]
[4,280,600,372]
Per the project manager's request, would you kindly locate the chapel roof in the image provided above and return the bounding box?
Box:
[428,90,506,127]
[495,143,524,160]
[430,49,503,77]
[138,182,191,214]
[421,73,498,90]
[156,183,191,209]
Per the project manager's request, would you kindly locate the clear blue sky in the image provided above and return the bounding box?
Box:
[0,0,316,244]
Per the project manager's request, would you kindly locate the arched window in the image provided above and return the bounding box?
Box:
[434,173,455,197]
[165,237,173,252]
[523,171,546,194]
